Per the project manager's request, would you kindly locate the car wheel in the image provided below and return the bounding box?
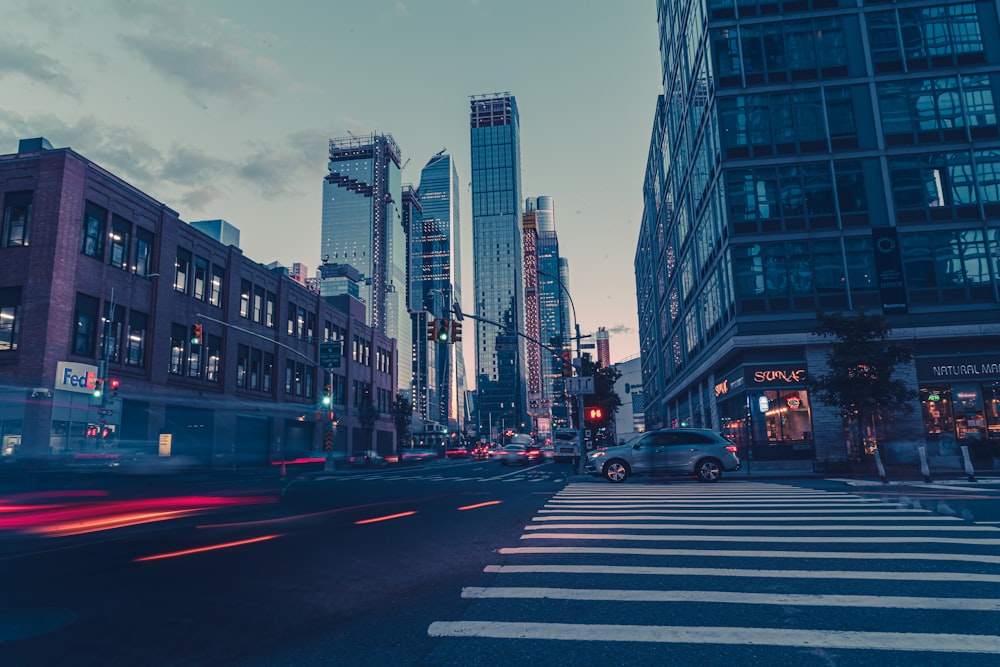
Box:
[604,460,629,483]
[695,457,723,483]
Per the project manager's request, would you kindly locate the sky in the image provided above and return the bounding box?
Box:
[2,0,663,369]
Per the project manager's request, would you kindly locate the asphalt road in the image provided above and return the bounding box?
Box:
[1,459,998,666]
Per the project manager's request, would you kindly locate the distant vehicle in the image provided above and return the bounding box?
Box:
[585,428,740,483]
[552,429,580,462]
[491,443,530,465]
[348,450,385,466]
[445,445,471,459]
[400,448,437,463]
[471,444,490,460]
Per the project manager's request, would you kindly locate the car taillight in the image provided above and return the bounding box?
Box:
[726,445,738,453]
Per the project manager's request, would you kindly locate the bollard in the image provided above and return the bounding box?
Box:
[917,446,933,483]
[872,445,888,484]
[960,445,978,483]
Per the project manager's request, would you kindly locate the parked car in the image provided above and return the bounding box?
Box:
[348,450,385,466]
[585,428,740,483]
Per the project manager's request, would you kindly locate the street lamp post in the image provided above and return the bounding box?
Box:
[538,269,588,475]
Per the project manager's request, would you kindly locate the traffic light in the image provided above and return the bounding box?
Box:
[191,323,203,347]
[450,319,462,343]
[427,318,438,342]
[562,352,573,377]
[321,384,332,407]
[92,379,103,399]
[436,318,451,344]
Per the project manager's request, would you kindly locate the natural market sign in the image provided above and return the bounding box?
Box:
[916,356,1000,381]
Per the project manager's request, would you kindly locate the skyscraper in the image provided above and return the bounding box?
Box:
[470,93,527,436]
[321,133,411,394]
[638,0,1000,470]
[415,152,467,431]
[596,326,610,368]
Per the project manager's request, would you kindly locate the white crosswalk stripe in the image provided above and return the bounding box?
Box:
[427,481,1000,659]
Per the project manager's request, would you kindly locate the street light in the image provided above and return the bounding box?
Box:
[538,269,587,475]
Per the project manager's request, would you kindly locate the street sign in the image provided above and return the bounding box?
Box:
[320,340,342,369]
[566,377,595,394]
[580,343,596,349]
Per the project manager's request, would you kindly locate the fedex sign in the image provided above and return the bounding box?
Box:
[55,361,99,394]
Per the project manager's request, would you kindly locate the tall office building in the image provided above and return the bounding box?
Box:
[321,133,411,394]
[470,93,527,436]
[522,207,542,427]
[526,196,570,430]
[596,326,610,368]
[414,152,467,431]
[638,0,1000,470]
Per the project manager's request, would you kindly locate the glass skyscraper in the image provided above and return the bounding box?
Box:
[415,152,467,431]
[528,196,571,428]
[321,133,411,394]
[470,93,527,436]
[638,0,1000,469]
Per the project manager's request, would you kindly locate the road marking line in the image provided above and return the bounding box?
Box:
[524,522,994,532]
[482,564,1000,582]
[533,514,958,522]
[460,586,1000,611]
[426,621,1000,653]
[546,502,889,508]
[521,532,1000,545]
[539,508,922,514]
[498,545,1000,564]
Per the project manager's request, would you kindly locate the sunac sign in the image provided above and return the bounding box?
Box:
[55,361,99,394]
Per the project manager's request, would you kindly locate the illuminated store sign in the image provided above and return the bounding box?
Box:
[749,366,808,386]
[916,356,1000,381]
[55,361,99,394]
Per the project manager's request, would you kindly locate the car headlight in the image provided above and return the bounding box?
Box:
[587,451,605,461]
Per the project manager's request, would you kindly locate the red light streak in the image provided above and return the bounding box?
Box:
[457,500,502,511]
[354,511,417,525]
[134,534,282,562]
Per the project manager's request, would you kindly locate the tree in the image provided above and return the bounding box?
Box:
[391,393,413,463]
[809,311,915,460]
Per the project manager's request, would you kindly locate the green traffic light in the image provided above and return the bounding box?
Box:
[322,395,332,407]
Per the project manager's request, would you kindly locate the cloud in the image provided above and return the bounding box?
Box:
[605,324,634,336]
[0,109,324,217]
[0,36,80,97]
[119,33,281,108]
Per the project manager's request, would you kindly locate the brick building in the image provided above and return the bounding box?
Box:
[0,138,398,465]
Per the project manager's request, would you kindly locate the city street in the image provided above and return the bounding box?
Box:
[1,460,999,665]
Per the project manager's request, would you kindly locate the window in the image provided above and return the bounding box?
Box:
[253,286,264,323]
[174,249,191,293]
[240,280,251,318]
[262,352,274,393]
[169,324,186,375]
[73,293,99,357]
[125,311,148,368]
[209,265,224,307]
[2,191,31,247]
[205,334,221,382]
[109,215,131,270]
[0,286,22,351]
[81,202,106,259]
[249,348,262,390]
[265,291,276,328]
[193,256,208,301]
[134,228,154,276]
[236,344,249,388]
[102,303,125,364]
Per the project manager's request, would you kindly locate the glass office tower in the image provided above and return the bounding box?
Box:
[638,0,1000,469]
[416,152,467,431]
[322,133,411,394]
[470,93,528,437]
[528,196,571,428]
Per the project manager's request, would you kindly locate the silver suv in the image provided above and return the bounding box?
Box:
[585,428,740,483]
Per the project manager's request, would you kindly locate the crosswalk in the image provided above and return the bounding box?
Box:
[427,482,1000,661]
